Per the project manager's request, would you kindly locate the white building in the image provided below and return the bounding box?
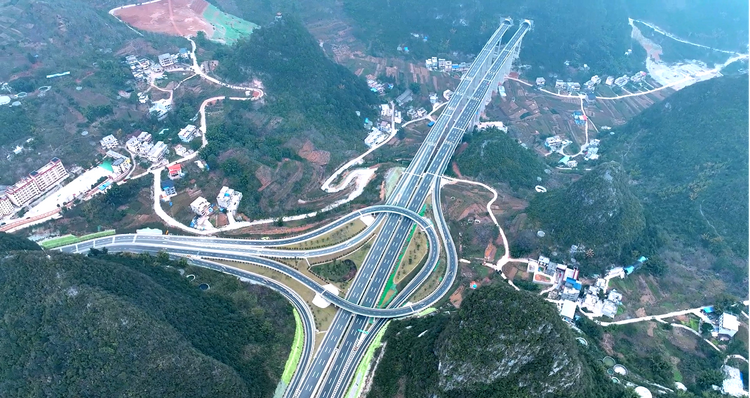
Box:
[722,365,748,397]
[605,76,614,86]
[190,197,213,216]
[147,141,168,163]
[0,195,14,216]
[111,157,132,175]
[560,300,576,321]
[614,75,629,87]
[718,313,740,338]
[178,124,199,143]
[30,158,69,192]
[138,131,152,143]
[158,53,174,68]
[100,134,119,149]
[536,77,546,86]
[6,177,41,207]
[149,99,172,121]
[216,186,243,215]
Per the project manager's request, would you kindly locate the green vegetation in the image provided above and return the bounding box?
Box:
[64,175,152,229]
[368,282,637,398]
[456,127,547,190]
[603,75,748,271]
[0,106,34,147]
[603,322,725,396]
[0,249,294,397]
[39,229,116,249]
[527,162,651,272]
[626,0,748,51]
[202,4,259,45]
[342,0,643,77]
[311,259,357,282]
[0,232,41,252]
[214,17,378,140]
[281,309,305,384]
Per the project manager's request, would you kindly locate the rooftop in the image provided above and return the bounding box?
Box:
[720,313,740,331]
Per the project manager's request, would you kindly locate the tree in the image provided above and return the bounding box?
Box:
[695,370,724,391]
[396,128,406,140]
[409,82,421,95]
[700,321,715,336]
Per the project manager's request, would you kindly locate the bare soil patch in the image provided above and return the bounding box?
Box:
[113,0,213,38]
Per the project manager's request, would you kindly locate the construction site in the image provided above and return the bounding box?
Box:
[111,0,257,45]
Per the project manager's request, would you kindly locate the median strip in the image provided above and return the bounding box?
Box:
[344,322,389,398]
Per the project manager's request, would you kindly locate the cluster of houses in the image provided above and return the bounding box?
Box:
[366,79,393,94]
[425,57,470,72]
[545,71,649,94]
[525,253,649,322]
[102,127,197,168]
[582,139,600,161]
[185,187,243,229]
[125,132,168,164]
[544,135,571,152]
[124,51,190,120]
[124,50,190,84]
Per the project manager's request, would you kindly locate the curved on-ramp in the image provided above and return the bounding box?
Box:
[60,205,457,319]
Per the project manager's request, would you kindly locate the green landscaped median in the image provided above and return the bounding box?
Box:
[39,230,116,249]
[344,323,389,398]
[376,205,427,308]
[281,309,304,385]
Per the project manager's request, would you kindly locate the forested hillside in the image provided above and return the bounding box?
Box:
[526,162,652,272]
[604,75,748,261]
[0,241,294,397]
[368,282,637,398]
[342,0,642,77]
[454,127,547,190]
[625,0,748,51]
[214,17,379,138]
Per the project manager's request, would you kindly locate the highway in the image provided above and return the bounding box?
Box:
[314,21,532,397]
[58,205,452,318]
[291,18,517,398]
[55,18,532,398]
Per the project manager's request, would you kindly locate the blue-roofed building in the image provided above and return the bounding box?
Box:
[161,179,176,197]
[559,156,570,164]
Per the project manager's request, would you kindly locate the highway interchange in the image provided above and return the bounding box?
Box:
[56,18,532,398]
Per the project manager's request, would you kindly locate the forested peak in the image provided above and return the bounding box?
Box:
[367,282,638,398]
[0,233,41,252]
[528,161,645,256]
[436,283,592,396]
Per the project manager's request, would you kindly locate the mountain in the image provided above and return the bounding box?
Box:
[342,0,642,77]
[0,232,42,251]
[367,282,636,398]
[454,127,548,190]
[0,241,294,397]
[527,162,646,263]
[625,0,749,52]
[603,75,748,259]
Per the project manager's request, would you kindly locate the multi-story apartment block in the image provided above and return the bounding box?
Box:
[30,157,69,192]
[0,195,14,216]
[6,177,41,206]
